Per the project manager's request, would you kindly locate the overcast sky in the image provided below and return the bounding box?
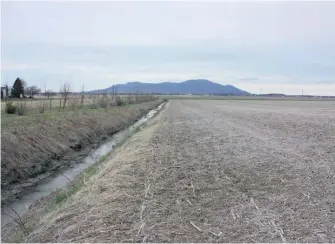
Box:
[1,1,335,95]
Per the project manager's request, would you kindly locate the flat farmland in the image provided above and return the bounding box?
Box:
[22,100,335,242]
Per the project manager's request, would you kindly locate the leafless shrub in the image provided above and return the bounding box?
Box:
[25,86,41,98]
[110,85,117,102]
[134,92,140,104]
[69,95,80,110]
[17,100,26,116]
[127,94,133,104]
[98,94,109,108]
[108,94,115,107]
[80,85,85,108]
[59,95,62,111]
[91,94,100,109]
[45,89,56,110]
[38,95,48,113]
[38,103,45,114]
[60,83,71,110]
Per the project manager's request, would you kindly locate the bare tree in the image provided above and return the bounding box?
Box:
[111,85,118,105]
[45,89,57,98]
[60,83,71,110]
[44,89,56,110]
[25,86,41,98]
[80,85,85,107]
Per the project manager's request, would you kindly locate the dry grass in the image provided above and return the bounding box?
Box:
[5,100,335,243]
[1,100,162,205]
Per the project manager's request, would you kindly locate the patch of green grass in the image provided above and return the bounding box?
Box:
[83,164,100,178]
[54,190,69,205]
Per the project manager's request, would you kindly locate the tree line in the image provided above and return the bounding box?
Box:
[4,77,56,99]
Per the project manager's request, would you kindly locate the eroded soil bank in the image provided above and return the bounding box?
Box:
[1,101,162,206]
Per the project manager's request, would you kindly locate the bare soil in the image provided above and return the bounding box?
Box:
[16,100,335,242]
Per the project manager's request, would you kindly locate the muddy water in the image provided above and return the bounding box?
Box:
[1,103,165,227]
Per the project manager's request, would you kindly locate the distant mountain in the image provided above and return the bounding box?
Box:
[89,79,250,95]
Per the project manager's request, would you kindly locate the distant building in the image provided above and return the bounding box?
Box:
[1,86,9,99]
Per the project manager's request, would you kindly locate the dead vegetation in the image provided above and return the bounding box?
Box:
[3,100,335,243]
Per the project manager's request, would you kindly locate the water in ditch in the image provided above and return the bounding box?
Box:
[1,102,165,227]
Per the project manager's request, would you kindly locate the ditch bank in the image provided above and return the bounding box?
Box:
[1,100,163,207]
